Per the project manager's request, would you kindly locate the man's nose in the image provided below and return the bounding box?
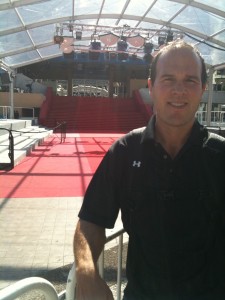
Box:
[173,82,186,93]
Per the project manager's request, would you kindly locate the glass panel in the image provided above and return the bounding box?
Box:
[74,0,103,15]
[196,0,225,11]
[0,0,224,69]
[0,9,21,31]
[38,45,62,58]
[3,50,40,67]
[197,43,225,66]
[213,31,225,43]
[182,35,225,67]
[125,0,155,15]
[0,32,32,55]
[173,6,225,36]
[29,25,56,44]
[102,0,126,14]
[17,0,72,25]
[145,0,184,22]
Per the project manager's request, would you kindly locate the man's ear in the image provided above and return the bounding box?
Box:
[199,84,207,98]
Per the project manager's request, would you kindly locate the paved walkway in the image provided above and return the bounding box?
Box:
[0,196,127,291]
[0,120,127,294]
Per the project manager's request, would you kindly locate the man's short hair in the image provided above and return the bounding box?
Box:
[150,40,207,87]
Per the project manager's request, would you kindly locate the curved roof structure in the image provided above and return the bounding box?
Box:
[0,0,225,72]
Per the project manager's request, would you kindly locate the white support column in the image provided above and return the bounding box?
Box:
[9,78,14,119]
[206,67,214,126]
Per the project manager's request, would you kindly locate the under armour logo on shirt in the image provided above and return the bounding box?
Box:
[132,160,141,167]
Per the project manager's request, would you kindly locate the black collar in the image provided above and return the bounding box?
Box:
[141,115,208,147]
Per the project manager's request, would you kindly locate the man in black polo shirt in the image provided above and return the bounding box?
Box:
[74,41,225,300]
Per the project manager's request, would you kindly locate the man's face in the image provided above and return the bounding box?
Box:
[149,47,206,129]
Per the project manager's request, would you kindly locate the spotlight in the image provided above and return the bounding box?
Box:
[117,39,128,61]
[90,41,101,51]
[76,31,82,40]
[166,30,174,43]
[158,36,166,46]
[144,42,154,54]
[54,35,64,44]
[117,39,128,52]
[89,40,101,60]
[68,24,73,32]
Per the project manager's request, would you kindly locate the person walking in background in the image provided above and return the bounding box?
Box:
[74,40,225,300]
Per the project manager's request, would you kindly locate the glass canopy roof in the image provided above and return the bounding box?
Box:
[0,0,225,72]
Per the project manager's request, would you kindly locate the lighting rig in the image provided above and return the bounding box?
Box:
[53,23,183,62]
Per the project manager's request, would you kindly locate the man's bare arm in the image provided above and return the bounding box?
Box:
[74,219,114,300]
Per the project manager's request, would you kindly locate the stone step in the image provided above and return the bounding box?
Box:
[0,120,53,169]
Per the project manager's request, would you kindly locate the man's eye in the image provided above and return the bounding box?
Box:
[187,77,199,83]
[186,79,196,84]
[164,78,173,82]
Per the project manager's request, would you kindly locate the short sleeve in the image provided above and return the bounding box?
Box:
[78,138,127,228]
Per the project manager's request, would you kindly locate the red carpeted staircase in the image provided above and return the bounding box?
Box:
[41,96,150,132]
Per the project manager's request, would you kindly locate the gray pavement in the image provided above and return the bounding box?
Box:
[0,119,127,296]
[0,196,127,292]
[0,197,81,290]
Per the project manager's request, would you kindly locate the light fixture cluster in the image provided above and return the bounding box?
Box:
[53,23,182,61]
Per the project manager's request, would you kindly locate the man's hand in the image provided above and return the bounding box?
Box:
[76,270,114,300]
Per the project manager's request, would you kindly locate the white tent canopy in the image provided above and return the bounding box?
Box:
[0,0,225,72]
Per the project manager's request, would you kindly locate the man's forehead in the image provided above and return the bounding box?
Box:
[159,47,200,62]
[157,47,202,69]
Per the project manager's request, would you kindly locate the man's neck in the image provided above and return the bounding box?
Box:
[155,122,194,159]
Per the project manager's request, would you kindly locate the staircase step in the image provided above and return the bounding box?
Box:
[43,96,148,132]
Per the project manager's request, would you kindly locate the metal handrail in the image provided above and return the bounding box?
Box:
[54,121,67,143]
[196,110,225,125]
[98,228,125,300]
[0,128,14,170]
[0,121,66,170]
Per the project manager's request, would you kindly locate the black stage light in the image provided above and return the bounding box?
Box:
[54,35,64,44]
[144,42,154,54]
[158,36,166,46]
[89,41,101,60]
[117,39,128,52]
[90,41,101,50]
[166,30,174,43]
[76,31,82,40]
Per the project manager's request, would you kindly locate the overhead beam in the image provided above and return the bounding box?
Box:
[168,0,225,18]
[213,63,225,71]
[0,0,48,11]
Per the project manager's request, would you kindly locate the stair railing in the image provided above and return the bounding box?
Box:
[0,128,14,170]
[53,121,67,143]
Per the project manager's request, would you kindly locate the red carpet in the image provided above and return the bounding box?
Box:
[0,133,123,198]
